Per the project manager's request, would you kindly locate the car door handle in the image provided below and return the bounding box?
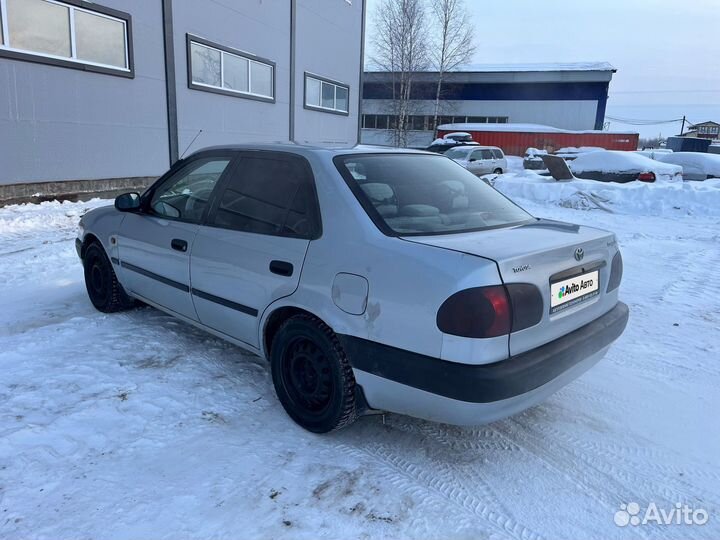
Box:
[269,260,293,277]
[171,238,188,252]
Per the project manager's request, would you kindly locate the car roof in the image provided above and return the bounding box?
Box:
[186,143,432,159]
[446,145,499,151]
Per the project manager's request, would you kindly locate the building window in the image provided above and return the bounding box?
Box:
[362,114,512,131]
[362,114,376,129]
[438,116,509,126]
[187,34,275,102]
[304,73,350,115]
[0,0,132,76]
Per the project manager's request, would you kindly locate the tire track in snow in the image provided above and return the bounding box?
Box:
[487,420,659,540]
[493,417,712,540]
[336,441,544,540]
[386,418,520,520]
[536,423,720,499]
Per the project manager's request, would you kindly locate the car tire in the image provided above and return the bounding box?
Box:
[271,314,357,433]
[83,242,135,313]
[493,168,503,174]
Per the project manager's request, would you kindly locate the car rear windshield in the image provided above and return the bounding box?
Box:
[335,154,534,236]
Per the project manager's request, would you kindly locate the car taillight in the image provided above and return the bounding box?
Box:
[506,283,544,332]
[637,172,655,182]
[607,251,623,293]
[436,284,543,338]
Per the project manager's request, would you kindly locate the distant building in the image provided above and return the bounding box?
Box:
[361,62,616,147]
[684,121,720,140]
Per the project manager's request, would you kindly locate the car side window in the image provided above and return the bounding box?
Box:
[481,149,494,160]
[210,154,319,239]
[470,150,484,161]
[150,158,231,223]
[491,149,504,159]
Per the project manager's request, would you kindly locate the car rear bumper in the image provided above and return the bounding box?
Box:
[340,301,629,425]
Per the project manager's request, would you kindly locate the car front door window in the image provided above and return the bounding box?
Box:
[150,158,232,223]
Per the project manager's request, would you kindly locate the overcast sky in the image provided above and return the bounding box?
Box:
[365,0,720,137]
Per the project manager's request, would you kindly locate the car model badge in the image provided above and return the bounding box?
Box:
[574,248,584,261]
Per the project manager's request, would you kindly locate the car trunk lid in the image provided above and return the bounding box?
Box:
[403,219,618,356]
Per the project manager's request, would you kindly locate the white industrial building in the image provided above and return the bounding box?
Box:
[361,62,616,147]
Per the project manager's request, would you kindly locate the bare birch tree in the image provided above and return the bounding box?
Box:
[428,0,475,132]
[372,0,429,147]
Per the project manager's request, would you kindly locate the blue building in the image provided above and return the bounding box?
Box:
[361,62,616,147]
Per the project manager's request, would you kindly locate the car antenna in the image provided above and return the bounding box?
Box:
[179,129,203,160]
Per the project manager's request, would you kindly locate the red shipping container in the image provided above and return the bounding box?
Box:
[437,125,639,156]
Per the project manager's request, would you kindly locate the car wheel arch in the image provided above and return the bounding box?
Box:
[262,305,333,361]
[81,233,103,259]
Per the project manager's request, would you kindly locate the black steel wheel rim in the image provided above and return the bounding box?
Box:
[87,253,109,303]
[282,337,333,414]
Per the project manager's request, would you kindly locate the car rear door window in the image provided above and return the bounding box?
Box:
[491,149,504,159]
[481,149,494,160]
[209,154,320,239]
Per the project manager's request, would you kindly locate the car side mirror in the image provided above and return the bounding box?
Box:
[115,192,141,212]
[469,158,477,162]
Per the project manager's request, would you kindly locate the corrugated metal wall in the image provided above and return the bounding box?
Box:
[437,130,639,156]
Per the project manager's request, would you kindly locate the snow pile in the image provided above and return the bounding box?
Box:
[505,155,525,173]
[569,150,682,180]
[495,173,720,216]
[0,198,108,252]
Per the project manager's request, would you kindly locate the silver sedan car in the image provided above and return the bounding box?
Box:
[76,145,628,433]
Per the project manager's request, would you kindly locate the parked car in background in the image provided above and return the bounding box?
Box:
[426,141,479,154]
[652,152,720,181]
[445,145,507,175]
[443,131,475,143]
[569,150,683,183]
[635,149,673,160]
[75,144,628,432]
[554,147,605,161]
[523,147,548,170]
[426,133,479,154]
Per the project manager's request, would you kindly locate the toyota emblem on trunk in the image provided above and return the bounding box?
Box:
[574,248,585,261]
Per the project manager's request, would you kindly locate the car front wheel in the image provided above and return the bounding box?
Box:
[83,242,135,313]
[271,314,357,433]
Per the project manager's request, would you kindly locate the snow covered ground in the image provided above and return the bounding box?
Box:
[1,179,719,539]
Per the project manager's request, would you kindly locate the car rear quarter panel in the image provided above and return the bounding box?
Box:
[260,152,508,365]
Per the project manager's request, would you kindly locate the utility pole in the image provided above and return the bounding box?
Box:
[680,115,686,135]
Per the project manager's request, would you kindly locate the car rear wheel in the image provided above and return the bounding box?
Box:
[493,168,503,174]
[83,242,135,313]
[271,314,357,433]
